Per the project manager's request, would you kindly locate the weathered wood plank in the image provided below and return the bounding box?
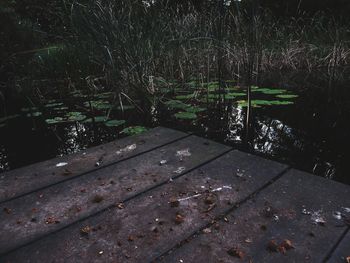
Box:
[0,127,188,203]
[328,230,350,263]
[0,150,288,262]
[159,170,350,263]
[0,135,229,255]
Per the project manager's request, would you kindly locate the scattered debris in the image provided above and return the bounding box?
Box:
[267,240,279,252]
[3,208,11,214]
[301,208,312,215]
[116,144,137,155]
[333,211,342,220]
[169,197,180,207]
[128,235,135,242]
[244,238,253,244]
[98,251,103,255]
[173,167,186,174]
[204,194,216,205]
[175,214,185,224]
[311,210,326,225]
[273,215,280,222]
[202,228,212,234]
[116,203,125,209]
[227,247,245,259]
[56,162,68,167]
[267,239,294,254]
[176,148,191,160]
[159,160,167,166]
[45,216,60,224]
[80,226,91,235]
[342,207,350,213]
[92,195,104,203]
[95,162,100,167]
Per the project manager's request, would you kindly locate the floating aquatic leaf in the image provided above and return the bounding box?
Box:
[253,88,287,95]
[164,100,190,110]
[21,107,38,112]
[237,100,294,108]
[174,112,197,120]
[121,126,148,135]
[45,102,64,108]
[65,112,86,122]
[83,116,107,123]
[26,112,42,117]
[185,106,206,113]
[276,94,299,99]
[53,106,69,111]
[45,117,65,124]
[84,100,112,110]
[105,119,126,127]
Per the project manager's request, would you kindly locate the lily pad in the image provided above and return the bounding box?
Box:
[45,117,65,124]
[66,111,86,121]
[121,126,148,135]
[253,88,287,95]
[83,116,108,123]
[45,102,64,108]
[26,112,42,117]
[84,100,112,110]
[174,112,197,120]
[185,106,206,113]
[276,94,299,99]
[116,105,135,111]
[105,119,126,127]
[164,100,190,110]
[237,100,294,108]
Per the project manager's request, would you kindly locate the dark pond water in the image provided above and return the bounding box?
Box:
[1,81,349,185]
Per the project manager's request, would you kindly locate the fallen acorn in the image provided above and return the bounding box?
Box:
[227,247,245,259]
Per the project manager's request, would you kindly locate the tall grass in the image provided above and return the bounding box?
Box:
[11,1,350,104]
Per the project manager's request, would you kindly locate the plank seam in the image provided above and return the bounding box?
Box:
[322,226,349,262]
[0,140,232,257]
[150,166,292,263]
[0,132,191,205]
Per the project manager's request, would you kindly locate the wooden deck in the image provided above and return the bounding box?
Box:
[0,127,349,263]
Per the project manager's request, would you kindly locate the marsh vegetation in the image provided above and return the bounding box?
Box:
[1,0,350,183]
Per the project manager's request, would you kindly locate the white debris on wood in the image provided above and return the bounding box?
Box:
[173,167,186,174]
[159,160,167,165]
[342,207,350,213]
[311,210,326,225]
[176,148,191,160]
[333,211,342,220]
[56,162,68,167]
[177,185,233,202]
[116,144,137,155]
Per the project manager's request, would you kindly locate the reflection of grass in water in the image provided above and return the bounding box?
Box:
[237,100,294,108]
